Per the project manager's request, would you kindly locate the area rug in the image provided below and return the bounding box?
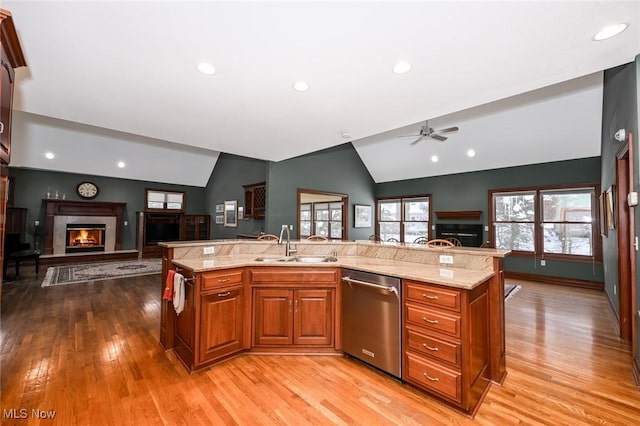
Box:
[504,283,522,302]
[42,259,162,287]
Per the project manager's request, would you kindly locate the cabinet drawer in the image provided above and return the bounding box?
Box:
[405,280,461,312]
[406,304,460,338]
[201,268,244,291]
[405,352,461,402]
[406,327,461,367]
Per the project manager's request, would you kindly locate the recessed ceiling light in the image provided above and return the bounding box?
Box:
[117,161,126,168]
[45,152,55,160]
[467,149,476,158]
[593,23,628,41]
[293,81,310,92]
[393,61,412,74]
[341,131,351,139]
[196,63,216,75]
[431,155,438,163]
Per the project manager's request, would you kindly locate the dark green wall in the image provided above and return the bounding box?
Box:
[265,143,377,240]
[601,61,638,318]
[8,168,207,250]
[377,157,603,281]
[204,153,268,239]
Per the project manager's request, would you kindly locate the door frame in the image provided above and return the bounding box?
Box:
[616,135,636,344]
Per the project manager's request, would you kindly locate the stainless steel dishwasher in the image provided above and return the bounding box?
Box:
[341,268,401,378]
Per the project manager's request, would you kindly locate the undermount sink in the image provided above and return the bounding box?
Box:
[292,255,338,263]
[253,256,337,263]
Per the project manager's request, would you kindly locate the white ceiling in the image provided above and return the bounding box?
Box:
[5,1,640,187]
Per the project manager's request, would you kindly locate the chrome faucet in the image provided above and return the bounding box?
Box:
[278,224,297,256]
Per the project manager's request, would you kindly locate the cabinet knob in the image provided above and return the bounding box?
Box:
[422,317,439,324]
[217,291,231,297]
[0,122,4,135]
[217,278,230,283]
[422,293,438,300]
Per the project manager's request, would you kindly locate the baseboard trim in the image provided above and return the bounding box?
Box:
[605,292,621,338]
[504,271,603,290]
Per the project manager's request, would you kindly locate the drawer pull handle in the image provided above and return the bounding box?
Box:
[422,293,439,300]
[422,317,439,324]
[217,291,231,297]
[422,343,439,351]
[423,372,439,382]
[217,278,230,283]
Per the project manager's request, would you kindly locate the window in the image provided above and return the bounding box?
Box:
[299,201,344,239]
[491,185,598,259]
[146,189,185,211]
[377,196,430,243]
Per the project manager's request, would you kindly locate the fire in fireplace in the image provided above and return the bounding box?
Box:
[66,224,106,253]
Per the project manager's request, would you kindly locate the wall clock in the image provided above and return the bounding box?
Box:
[76,181,99,200]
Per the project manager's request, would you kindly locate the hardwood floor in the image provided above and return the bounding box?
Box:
[1,269,639,425]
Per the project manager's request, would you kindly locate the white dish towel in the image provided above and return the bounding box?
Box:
[173,273,185,315]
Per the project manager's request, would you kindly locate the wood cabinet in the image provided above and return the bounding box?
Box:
[198,272,245,365]
[171,267,247,371]
[0,9,26,292]
[253,288,333,346]
[243,182,266,219]
[403,279,490,415]
[250,267,338,349]
[182,214,210,241]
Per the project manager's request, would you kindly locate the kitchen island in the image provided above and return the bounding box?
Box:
[158,239,509,417]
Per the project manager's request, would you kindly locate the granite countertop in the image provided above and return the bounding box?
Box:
[172,255,494,290]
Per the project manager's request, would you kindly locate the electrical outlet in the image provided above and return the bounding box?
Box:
[203,246,215,255]
[484,225,489,232]
[540,259,546,266]
[614,286,617,295]
[124,221,128,226]
[289,224,293,230]
[439,255,454,264]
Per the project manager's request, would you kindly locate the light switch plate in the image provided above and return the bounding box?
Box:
[203,246,215,255]
[439,255,454,264]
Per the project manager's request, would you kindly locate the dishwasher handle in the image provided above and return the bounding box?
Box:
[342,276,398,296]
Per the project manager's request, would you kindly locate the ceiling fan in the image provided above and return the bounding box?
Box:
[401,121,459,145]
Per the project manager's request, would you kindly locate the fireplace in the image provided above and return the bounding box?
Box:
[44,200,126,256]
[436,224,484,247]
[66,224,106,253]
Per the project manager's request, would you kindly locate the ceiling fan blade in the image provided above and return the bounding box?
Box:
[399,134,421,138]
[434,126,459,134]
[430,134,447,142]
[410,135,425,145]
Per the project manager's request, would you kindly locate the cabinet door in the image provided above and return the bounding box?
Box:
[0,46,15,165]
[199,287,244,364]
[253,289,293,346]
[294,289,333,346]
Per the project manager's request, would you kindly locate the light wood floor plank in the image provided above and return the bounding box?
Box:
[2,269,639,425]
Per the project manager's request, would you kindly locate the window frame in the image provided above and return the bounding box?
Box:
[145,188,186,213]
[489,183,601,262]
[376,195,431,243]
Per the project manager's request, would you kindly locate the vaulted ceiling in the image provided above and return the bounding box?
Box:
[6,1,639,186]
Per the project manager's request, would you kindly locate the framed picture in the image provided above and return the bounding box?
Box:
[215,215,223,224]
[224,200,237,227]
[215,203,224,213]
[606,185,616,230]
[354,204,372,228]
[599,192,607,237]
[238,206,244,220]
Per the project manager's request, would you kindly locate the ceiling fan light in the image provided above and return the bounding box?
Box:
[593,23,628,41]
[393,61,412,74]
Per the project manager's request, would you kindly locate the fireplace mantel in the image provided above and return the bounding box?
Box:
[44,199,126,255]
